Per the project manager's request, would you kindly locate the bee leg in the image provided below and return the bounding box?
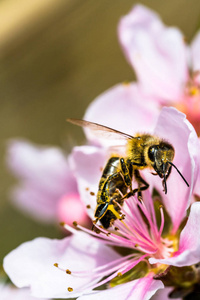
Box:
[92,201,109,230]
[133,169,149,199]
[119,158,133,192]
[121,189,137,200]
[162,165,172,194]
[165,165,172,180]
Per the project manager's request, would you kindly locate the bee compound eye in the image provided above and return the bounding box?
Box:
[148,146,157,162]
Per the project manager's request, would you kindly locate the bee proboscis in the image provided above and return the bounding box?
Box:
[67,118,189,228]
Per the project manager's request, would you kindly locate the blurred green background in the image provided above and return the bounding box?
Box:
[1,0,200,266]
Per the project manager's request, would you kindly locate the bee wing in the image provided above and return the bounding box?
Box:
[109,145,127,156]
[67,118,137,141]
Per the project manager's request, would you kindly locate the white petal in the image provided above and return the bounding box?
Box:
[84,83,159,147]
[3,233,120,298]
[0,283,50,300]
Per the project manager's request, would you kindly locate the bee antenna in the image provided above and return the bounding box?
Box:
[168,162,189,187]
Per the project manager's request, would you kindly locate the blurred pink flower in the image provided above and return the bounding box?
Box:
[3,107,200,299]
[118,4,200,135]
[7,140,90,227]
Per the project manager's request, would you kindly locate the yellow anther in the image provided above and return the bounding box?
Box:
[68,287,73,292]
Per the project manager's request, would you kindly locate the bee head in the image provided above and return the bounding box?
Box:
[147,142,188,194]
[148,142,174,173]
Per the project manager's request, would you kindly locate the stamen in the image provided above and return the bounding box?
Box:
[57,254,139,282]
[73,221,78,227]
[115,254,148,276]
[125,198,151,235]
[113,198,151,239]
[136,200,159,241]
[80,254,148,292]
[63,223,78,235]
[143,194,158,234]
[158,206,165,238]
[68,287,73,292]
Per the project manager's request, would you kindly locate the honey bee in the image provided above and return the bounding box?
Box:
[68,119,189,228]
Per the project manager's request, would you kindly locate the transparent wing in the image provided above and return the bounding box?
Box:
[67,118,137,141]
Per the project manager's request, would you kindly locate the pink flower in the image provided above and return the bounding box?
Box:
[0,282,50,300]
[7,140,90,227]
[3,106,200,299]
[118,4,200,135]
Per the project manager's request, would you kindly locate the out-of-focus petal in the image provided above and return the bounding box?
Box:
[7,140,77,222]
[57,193,91,227]
[84,83,159,147]
[151,287,181,300]
[190,30,200,71]
[3,233,120,299]
[149,202,200,267]
[149,107,199,233]
[11,184,62,222]
[7,140,75,193]
[193,138,200,197]
[69,145,107,218]
[0,283,50,300]
[78,275,163,300]
[118,5,188,101]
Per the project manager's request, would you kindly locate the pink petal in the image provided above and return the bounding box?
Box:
[3,233,120,298]
[84,83,159,146]
[149,202,200,267]
[77,275,163,300]
[118,4,188,101]
[151,107,199,232]
[190,30,200,71]
[0,283,50,300]
[7,140,77,222]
